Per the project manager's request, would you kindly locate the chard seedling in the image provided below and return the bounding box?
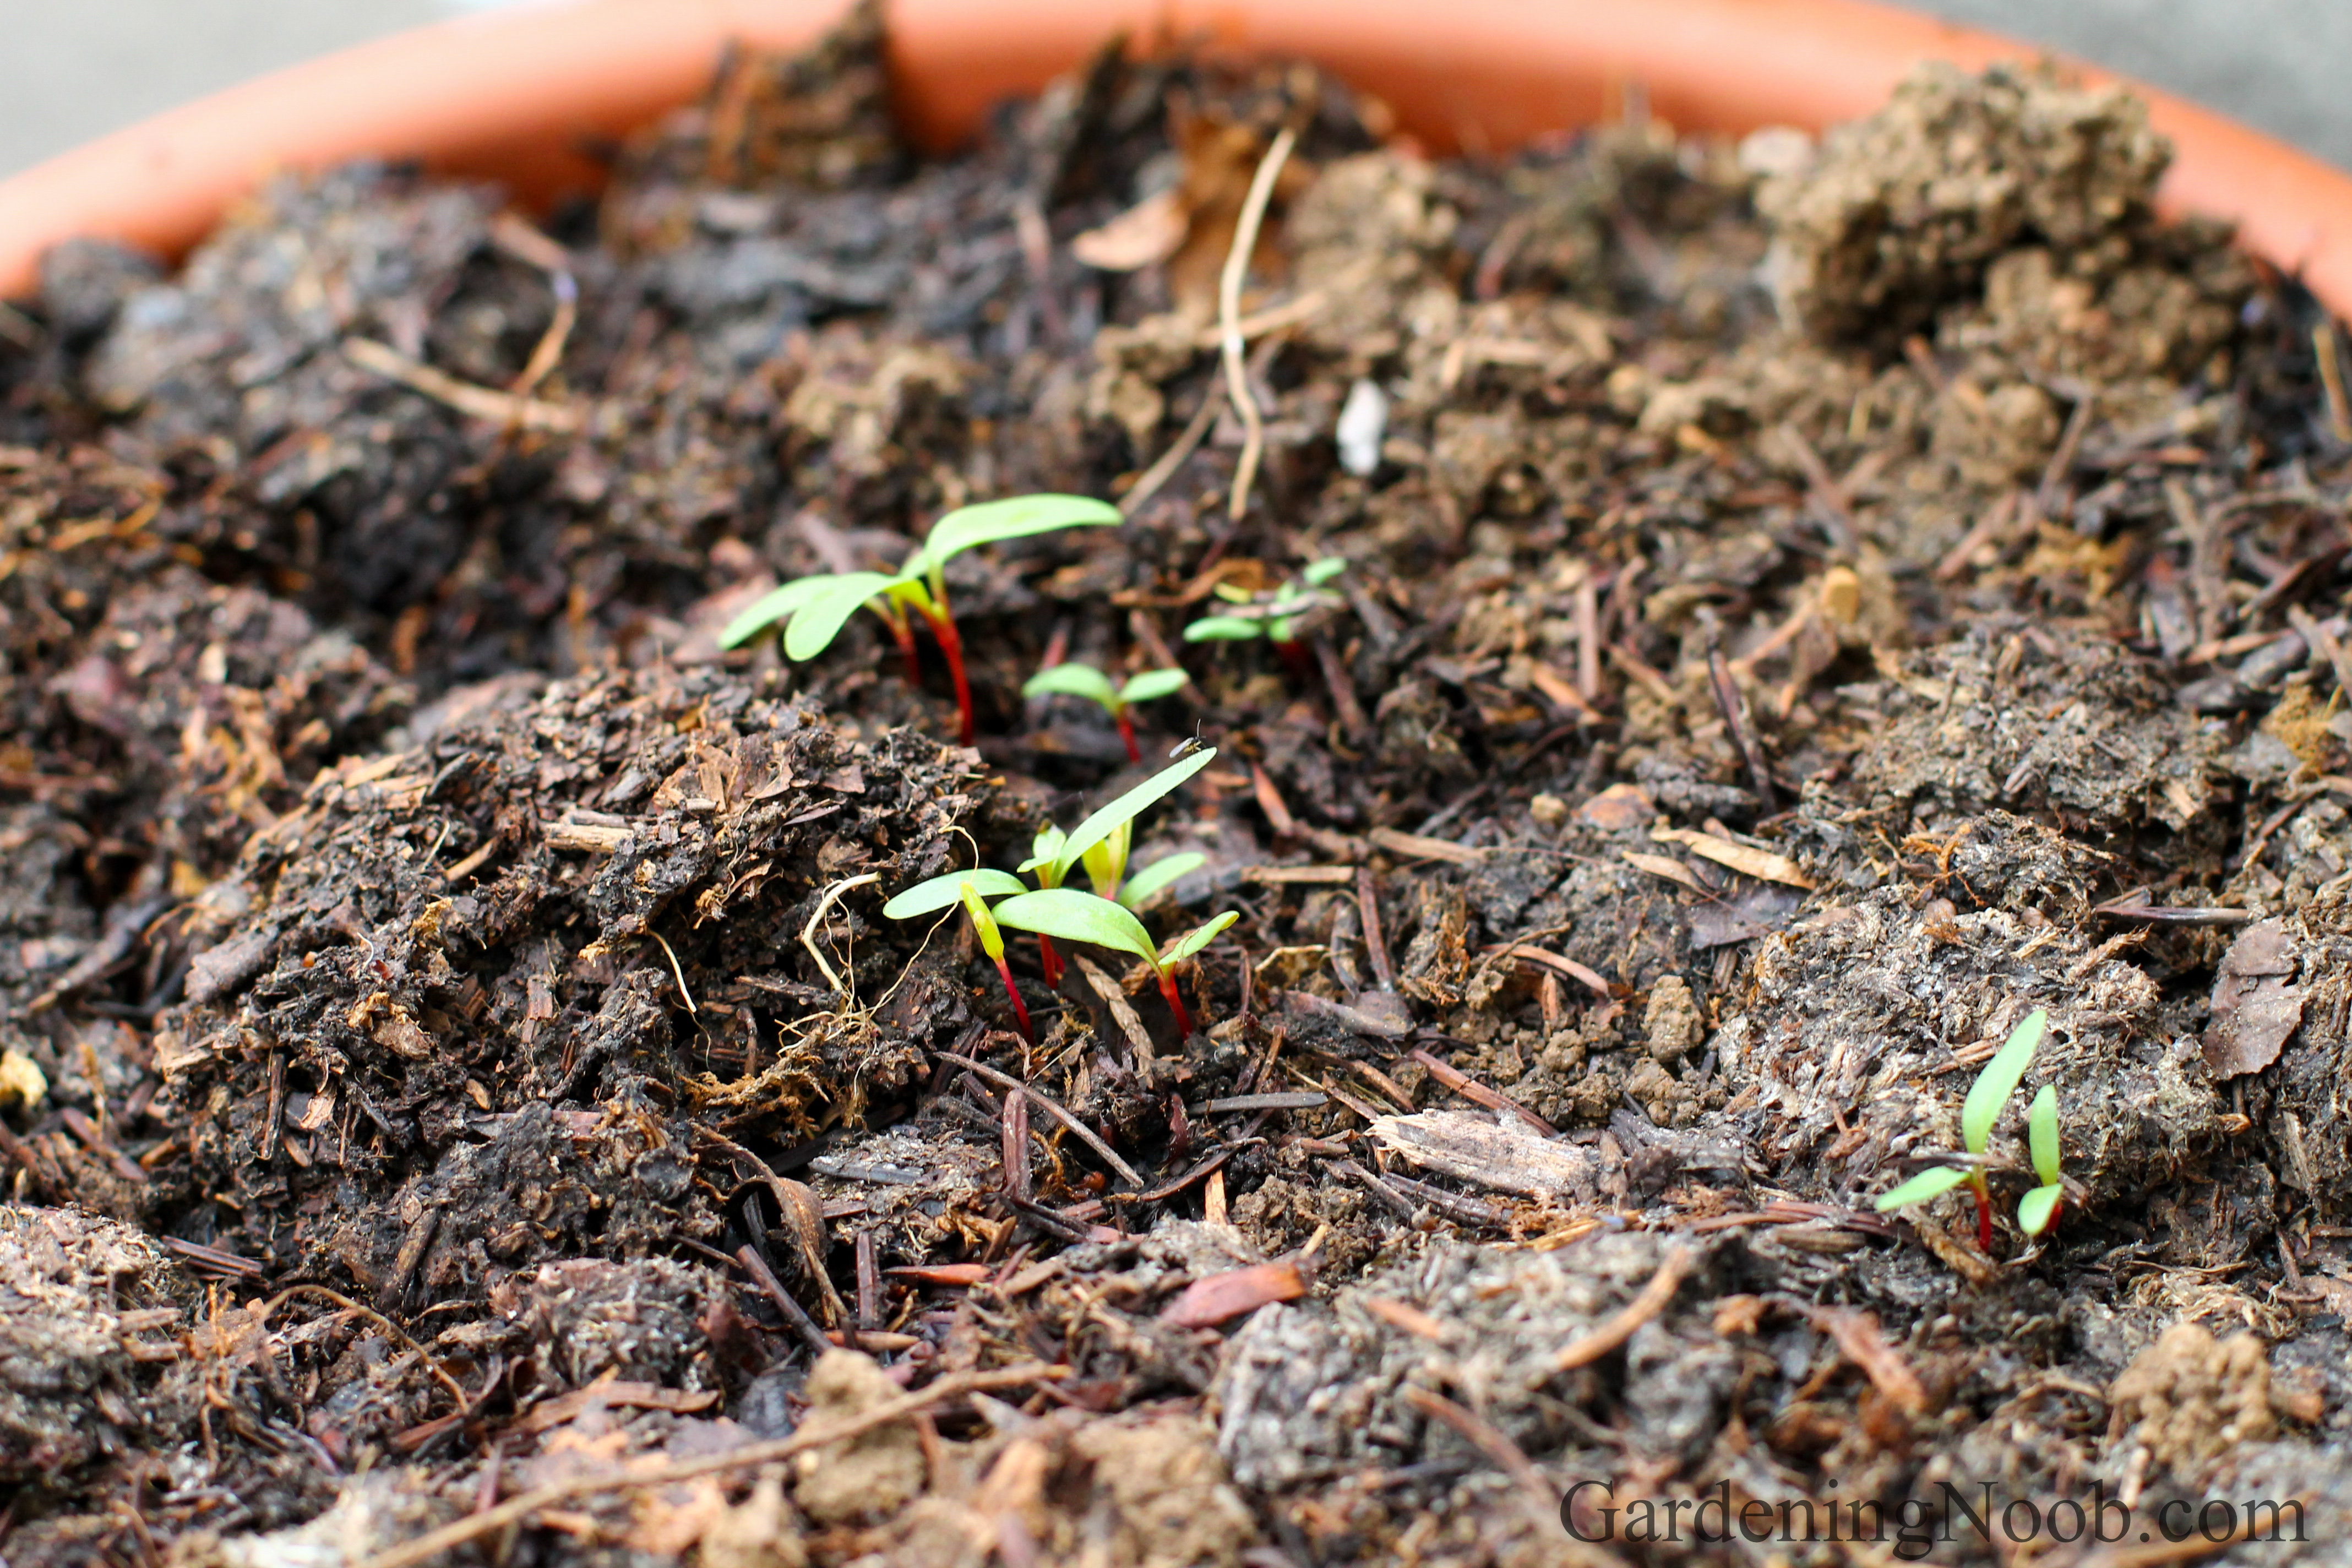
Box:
[1022,663,1190,763]
[2017,1084,2065,1238]
[881,868,1035,1043]
[1875,1008,2048,1251]
[1183,557,1347,679]
[720,494,1121,744]
[990,889,1238,1038]
[1011,747,1216,992]
[1015,828,1204,986]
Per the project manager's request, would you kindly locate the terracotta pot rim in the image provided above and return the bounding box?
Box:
[2,0,2349,315]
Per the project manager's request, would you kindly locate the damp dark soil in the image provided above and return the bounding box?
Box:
[6,8,2352,1564]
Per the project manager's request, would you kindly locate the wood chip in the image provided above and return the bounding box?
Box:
[1407,1047,1555,1135]
[1359,1295,1452,1340]
[1072,951,1155,1067]
[1488,942,1615,995]
[1369,1109,1592,1200]
[512,1382,719,1436]
[2203,917,2301,1078]
[1368,826,1487,865]
[1197,1091,1327,1114]
[1551,1249,1695,1371]
[885,1263,991,1286]
[545,819,633,852]
[1157,1261,1306,1327]
[1244,864,1358,885]
[1796,1303,1929,1416]
[1649,824,1815,889]
[345,336,581,432]
[1622,850,1705,891]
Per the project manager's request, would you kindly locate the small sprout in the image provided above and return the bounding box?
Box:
[2017,1084,2065,1238]
[881,869,1035,1043]
[1875,1007,2049,1252]
[719,494,1120,744]
[1022,663,1190,763]
[990,889,1235,1037]
[1182,558,1347,678]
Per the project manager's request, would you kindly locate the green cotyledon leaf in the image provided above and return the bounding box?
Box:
[1052,747,1215,883]
[1961,1008,2046,1155]
[782,571,902,661]
[719,575,832,650]
[1118,852,1205,909]
[1022,663,1121,711]
[1873,1164,1971,1212]
[990,889,1159,969]
[2027,1083,2061,1185]
[905,494,1120,579]
[1118,668,1191,705]
[1162,910,1238,965]
[881,869,1028,920]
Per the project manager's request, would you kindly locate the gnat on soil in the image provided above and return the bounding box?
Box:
[5,4,2352,1564]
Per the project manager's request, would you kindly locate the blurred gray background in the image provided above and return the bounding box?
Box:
[2,0,2346,176]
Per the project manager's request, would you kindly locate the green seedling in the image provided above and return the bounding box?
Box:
[1022,663,1190,763]
[1015,750,1216,988]
[720,494,1121,745]
[881,868,1035,1043]
[1183,557,1347,680]
[2017,1084,2065,1239]
[1875,1008,2048,1251]
[990,889,1238,1038]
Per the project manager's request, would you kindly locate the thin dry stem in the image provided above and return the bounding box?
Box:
[1218,125,1298,522]
[801,873,880,998]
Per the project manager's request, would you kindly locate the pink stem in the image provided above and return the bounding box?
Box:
[890,616,922,685]
[1038,934,1063,988]
[993,955,1034,1044]
[1972,1177,1994,1253]
[1115,707,1141,765]
[928,609,976,746]
[1155,971,1194,1039]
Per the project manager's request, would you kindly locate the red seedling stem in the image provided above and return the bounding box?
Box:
[888,615,922,685]
[1155,970,1194,1039]
[924,608,977,746]
[1114,706,1141,765]
[1037,934,1063,988]
[1969,1175,1994,1253]
[991,955,1034,1044]
[1272,637,1314,684]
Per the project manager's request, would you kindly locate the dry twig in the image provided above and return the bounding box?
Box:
[934,1050,1145,1188]
[344,337,580,432]
[1218,125,1298,522]
[1550,1248,1694,1371]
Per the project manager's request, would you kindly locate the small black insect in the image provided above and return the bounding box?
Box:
[1169,725,1211,760]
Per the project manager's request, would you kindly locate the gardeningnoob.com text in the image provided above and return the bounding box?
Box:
[1560,1480,2307,1559]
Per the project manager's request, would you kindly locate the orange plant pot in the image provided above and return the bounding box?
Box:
[1,0,2349,313]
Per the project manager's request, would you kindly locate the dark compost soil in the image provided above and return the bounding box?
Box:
[6,8,2352,1564]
